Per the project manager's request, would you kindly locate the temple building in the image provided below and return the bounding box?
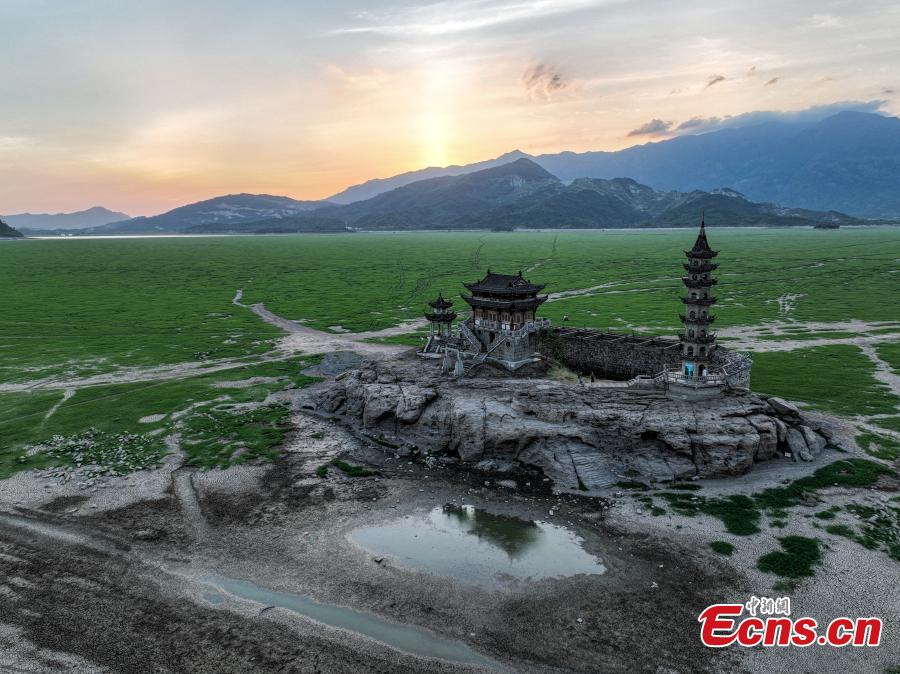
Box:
[457,270,550,370]
[423,293,456,353]
[418,219,751,390]
[679,217,718,378]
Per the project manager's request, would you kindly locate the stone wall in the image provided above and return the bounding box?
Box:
[538,327,752,387]
[537,328,681,380]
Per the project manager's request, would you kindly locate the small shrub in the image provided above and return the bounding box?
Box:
[757,536,822,578]
[702,495,761,536]
[315,464,328,478]
[772,579,798,593]
[710,541,734,556]
[331,459,377,477]
[825,523,855,538]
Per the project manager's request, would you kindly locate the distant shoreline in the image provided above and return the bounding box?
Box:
[11,222,900,240]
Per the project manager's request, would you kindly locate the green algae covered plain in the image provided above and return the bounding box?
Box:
[1,227,899,476]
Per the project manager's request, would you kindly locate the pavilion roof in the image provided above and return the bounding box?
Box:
[428,293,454,309]
[463,270,545,294]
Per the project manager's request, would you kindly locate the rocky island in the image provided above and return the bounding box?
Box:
[304,352,831,489]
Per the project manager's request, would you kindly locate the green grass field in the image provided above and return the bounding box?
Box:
[2,227,899,476]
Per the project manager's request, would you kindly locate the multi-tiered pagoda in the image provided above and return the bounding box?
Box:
[679,218,718,378]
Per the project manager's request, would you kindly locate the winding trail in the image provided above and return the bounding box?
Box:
[43,388,75,420]
[858,344,900,401]
[0,293,419,394]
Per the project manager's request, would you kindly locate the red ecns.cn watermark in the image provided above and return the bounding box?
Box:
[699,597,882,648]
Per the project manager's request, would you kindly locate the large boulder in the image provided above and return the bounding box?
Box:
[786,427,813,462]
[767,396,800,417]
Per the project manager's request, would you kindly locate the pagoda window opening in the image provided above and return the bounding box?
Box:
[687,346,694,356]
[699,347,706,356]
[689,311,696,319]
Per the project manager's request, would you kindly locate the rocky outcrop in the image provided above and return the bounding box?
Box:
[303,355,831,489]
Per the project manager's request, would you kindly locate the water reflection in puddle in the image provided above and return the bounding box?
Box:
[350,505,606,588]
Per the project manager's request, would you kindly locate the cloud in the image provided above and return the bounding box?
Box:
[336,0,610,37]
[671,100,888,136]
[810,13,842,29]
[522,64,570,100]
[676,116,724,132]
[765,77,781,86]
[747,66,757,77]
[627,119,673,137]
[704,74,726,89]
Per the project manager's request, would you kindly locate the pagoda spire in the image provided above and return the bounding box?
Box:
[679,217,719,378]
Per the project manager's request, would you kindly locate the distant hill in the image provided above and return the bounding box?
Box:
[4,206,130,231]
[322,158,860,230]
[327,150,532,204]
[0,218,23,238]
[95,194,323,234]
[327,111,900,218]
[332,158,560,228]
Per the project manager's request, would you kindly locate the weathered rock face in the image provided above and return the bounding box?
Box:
[303,355,831,489]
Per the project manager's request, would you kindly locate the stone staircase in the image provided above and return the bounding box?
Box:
[457,321,481,354]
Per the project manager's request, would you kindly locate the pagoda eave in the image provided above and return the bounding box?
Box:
[680,314,716,324]
[681,296,717,306]
[682,277,718,288]
[683,262,718,272]
[684,249,719,259]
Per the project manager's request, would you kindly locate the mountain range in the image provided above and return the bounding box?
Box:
[87,158,859,234]
[15,110,900,235]
[328,111,900,218]
[3,206,130,231]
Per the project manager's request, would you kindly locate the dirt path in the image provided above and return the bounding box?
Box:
[0,295,415,394]
[42,387,75,420]
[858,344,900,400]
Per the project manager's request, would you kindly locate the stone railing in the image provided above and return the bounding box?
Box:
[662,368,728,387]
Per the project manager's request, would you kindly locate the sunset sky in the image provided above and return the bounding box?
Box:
[2,0,899,216]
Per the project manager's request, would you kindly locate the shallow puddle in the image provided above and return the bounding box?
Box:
[350,504,606,588]
[203,575,499,669]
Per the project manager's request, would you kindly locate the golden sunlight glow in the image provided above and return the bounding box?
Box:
[417,60,458,168]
